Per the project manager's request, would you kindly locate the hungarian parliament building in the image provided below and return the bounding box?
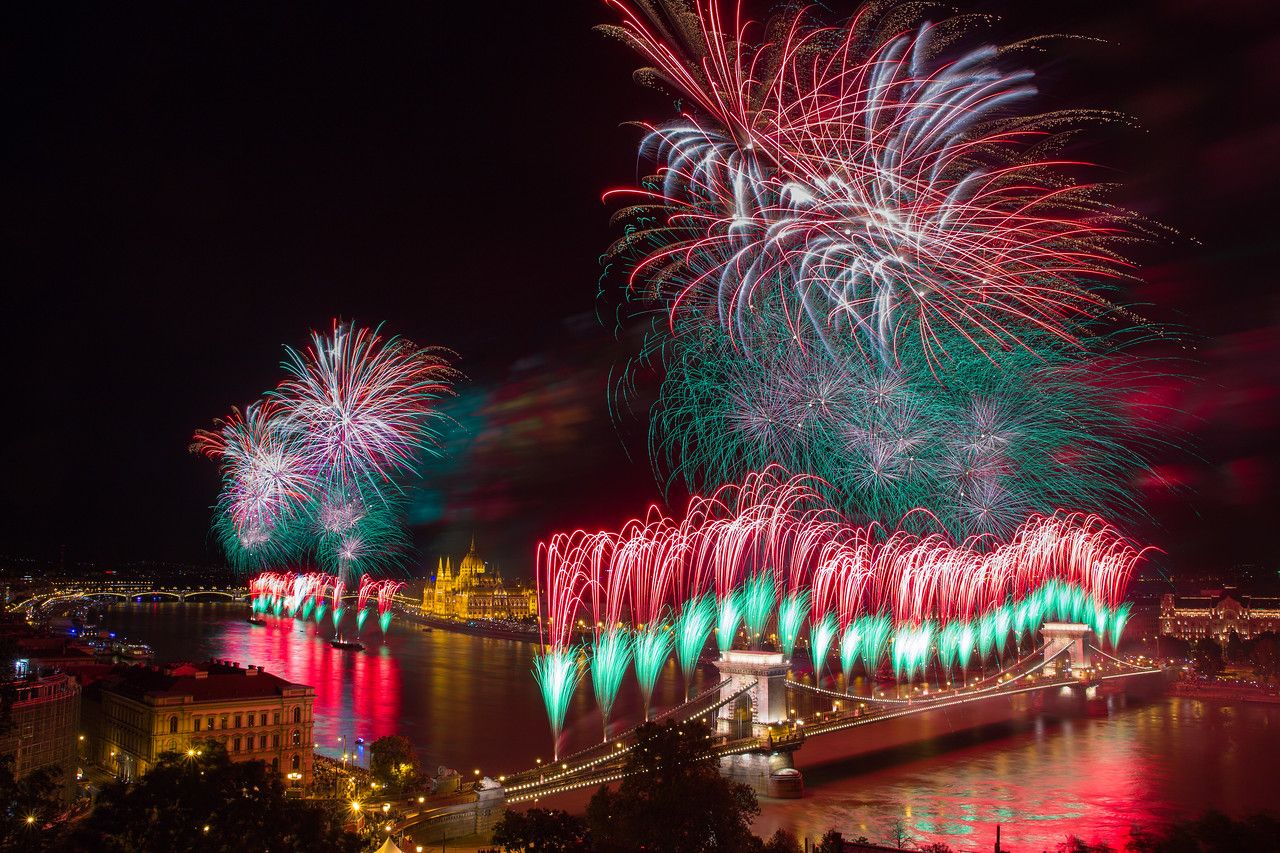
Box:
[422,538,537,621]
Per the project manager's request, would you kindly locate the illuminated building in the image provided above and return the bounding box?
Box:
[1159,592,1280,642]
[0,669,80,799]
[424,538,536,620]
[82,660,315,786]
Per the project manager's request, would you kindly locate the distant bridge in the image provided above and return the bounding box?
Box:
[11,582,250,611]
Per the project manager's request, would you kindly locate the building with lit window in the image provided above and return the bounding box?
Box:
[0,669,80,799]
[1159,592,1280,642]
[82,660,315,787]
[424,538,536,620]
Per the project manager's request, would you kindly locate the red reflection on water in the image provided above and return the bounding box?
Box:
[208,613,402,754]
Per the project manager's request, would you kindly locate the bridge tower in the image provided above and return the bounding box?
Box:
[1041,622,1093,677]
[712,650,804,798]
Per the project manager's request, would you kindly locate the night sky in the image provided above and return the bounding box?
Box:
[2,1,1277,579]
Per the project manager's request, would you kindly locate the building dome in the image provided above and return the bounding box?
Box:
[457,537,486,581]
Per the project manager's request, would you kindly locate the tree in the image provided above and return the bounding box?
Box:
[887,818,912,849]
[762,828,802,853]
[1057,839,1113,853]
[490,808,589,852]
[814,829,844,853]
[369,734,421,791]
[0,754,63,851]
[1191,638,1224,678]
[585,719,759,853]
[1225,630,1244,664]
[63,738,360,852]
[1248,632,1278,680]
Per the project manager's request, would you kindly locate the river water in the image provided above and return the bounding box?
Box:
[101,602,1279,851]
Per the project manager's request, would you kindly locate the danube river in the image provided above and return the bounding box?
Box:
[102,602,1279,850]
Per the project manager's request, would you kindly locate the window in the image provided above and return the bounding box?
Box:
[273,712,280,725]
[247,713,255,728]
[272,734,280,749]
[168,716,178,734]
[292,707,301,724]
[233,737,242,752]
[206,717,215,731]
[234,714,242,729]
[272,757,279,773]
[220,715,228,730]
[291,729,301,746]
[259,735,267,749]
[291,754,300,771]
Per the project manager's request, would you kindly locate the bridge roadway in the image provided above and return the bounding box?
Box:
[495,643,1162,805]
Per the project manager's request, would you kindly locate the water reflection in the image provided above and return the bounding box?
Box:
[103,603,1280,849]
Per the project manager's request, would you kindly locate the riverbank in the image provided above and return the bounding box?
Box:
[1170,681,1280,704]
[394,605,543,644]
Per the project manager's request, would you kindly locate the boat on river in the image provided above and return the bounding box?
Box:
[330,634,365,651]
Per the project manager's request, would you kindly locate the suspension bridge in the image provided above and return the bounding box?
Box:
[496,623,1162,805]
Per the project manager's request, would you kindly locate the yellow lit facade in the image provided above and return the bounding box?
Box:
[424,539,536,620]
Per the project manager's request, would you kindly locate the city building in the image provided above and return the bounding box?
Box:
[0,669,81,799]
[424,538,536,620]
[1159,591,1280,642]
[82,659,315,787]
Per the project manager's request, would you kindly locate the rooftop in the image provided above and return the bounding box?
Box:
[91,659,311,704]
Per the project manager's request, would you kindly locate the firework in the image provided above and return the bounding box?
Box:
[633,624,673,719]
[673,592,715,695]
[591,629,633,738]
[602,1,1150,368]
[533,470,1152,714]
[194,320,459,577]
[776,590,810,660]
[274,321,457,491]
[376,579,405,634]
[533,649,585,761]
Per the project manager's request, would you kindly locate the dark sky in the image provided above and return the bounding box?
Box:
[2,1,1277,579]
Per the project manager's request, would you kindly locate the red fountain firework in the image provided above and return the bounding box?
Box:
[375,579,405,634]
[534,469,1153,670]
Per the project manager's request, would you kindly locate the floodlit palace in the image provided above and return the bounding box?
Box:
[1159,591,1280,642]
[423,538,536,621]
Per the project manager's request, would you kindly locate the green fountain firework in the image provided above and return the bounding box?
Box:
[591,629,633,733]
[741,572,777,648]
[839,621,862,688]
[1111,603,1132,648]
[533,649,585,761]
[994,605,1013,658]
[892,622,935,681]
[673,593,715,687]
[858,614,892,675]
[809,613,837,682]
[716,590,743,655]
[777,591,811,660]
[633,623,674,718]
[938,620,962,672]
